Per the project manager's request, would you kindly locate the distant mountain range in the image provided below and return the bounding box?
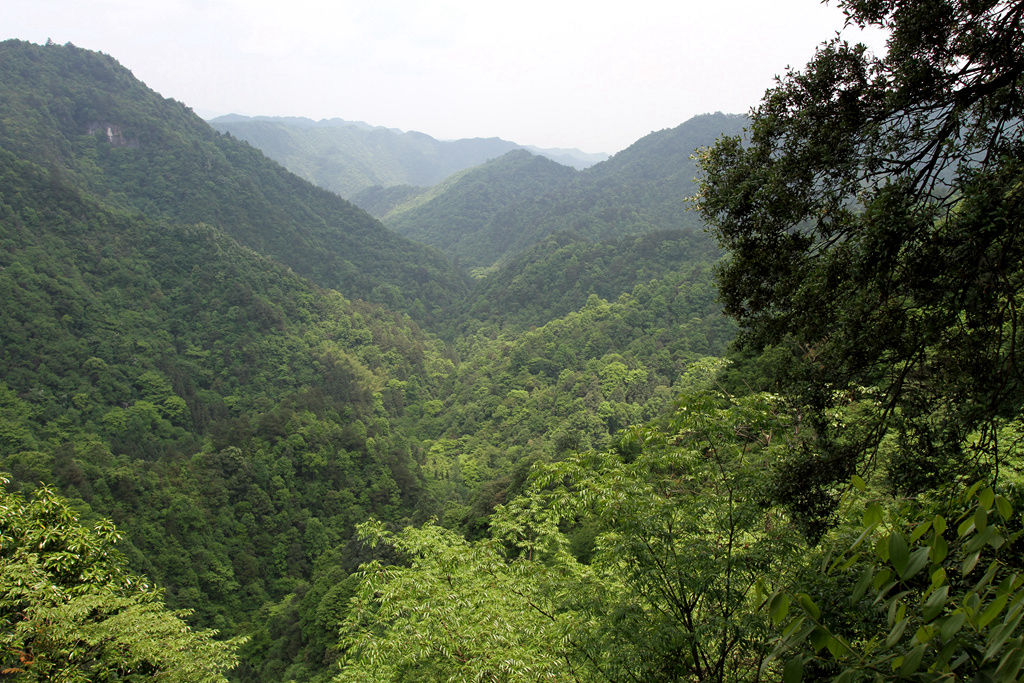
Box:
[208,115,608,199]
[376,113,748,270]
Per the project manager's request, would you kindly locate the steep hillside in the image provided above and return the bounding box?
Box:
[209,115,607,199]
[0,40,468,321]
[383,150,579,269]
[461,229,723,329]
[0,137,457,643]
[380,113,747,269]
[350,183,427,218]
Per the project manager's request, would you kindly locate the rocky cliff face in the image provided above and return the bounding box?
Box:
[86,122,136,147]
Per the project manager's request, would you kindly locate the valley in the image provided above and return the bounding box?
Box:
[1,4,1022,678]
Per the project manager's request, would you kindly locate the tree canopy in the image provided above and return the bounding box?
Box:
[0,481,241,680]
[697,0,1024,526]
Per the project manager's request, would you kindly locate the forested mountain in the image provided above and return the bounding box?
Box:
[380,113,747,270]
[0,40,468,323]
[383,150,579,270]
[6,1,1023,679]
[349,184,426,219]
[460,229,722,329]
[208,114,607,199]
[0,39,738,681]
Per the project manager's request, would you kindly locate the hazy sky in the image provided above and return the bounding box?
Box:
[2,0,885,153]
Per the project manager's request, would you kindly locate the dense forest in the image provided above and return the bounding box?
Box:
[1,0,1022,680]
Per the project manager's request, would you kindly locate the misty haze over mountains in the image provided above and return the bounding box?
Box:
[208,114,610,200]
[210,110,747,272]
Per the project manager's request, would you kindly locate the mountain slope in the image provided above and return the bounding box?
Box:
[461,229,723,329]
[209,115,608,199]
[384,150,579,269]
[0,40,468,321]
[0,131,461,648]
[379,113,747,269]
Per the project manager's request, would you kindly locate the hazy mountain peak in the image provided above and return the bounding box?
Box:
[208,114,608,198]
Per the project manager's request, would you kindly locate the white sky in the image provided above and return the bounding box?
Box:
[1,0,886,154]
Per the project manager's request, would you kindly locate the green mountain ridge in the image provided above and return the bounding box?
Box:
[0,39,468,324]
[380,113,748,270]
[209,114,607,200]
[384,149,580,269]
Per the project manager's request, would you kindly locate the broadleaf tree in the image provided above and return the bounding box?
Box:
[696,0,1024,529]
[0,480,242,681]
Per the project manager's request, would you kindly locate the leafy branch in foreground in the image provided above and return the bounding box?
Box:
[0,480,242,681]
[769,479,1024,681]
[337,521,577,681]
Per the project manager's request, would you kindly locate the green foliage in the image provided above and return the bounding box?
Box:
[350,185,427,218]
[0,480,241,680]
[462,229,722,330]
[697,0,1024,523]
[338,376,805,681]
[338,522,573,681]
[420,276,735,518]
[770,480,1024,680]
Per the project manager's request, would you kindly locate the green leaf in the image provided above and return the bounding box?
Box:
[995,645,1024,680]
[901,547,930,581]
[781,616,808,640]
[798,593,821,621]
[899,645,925,676]
[889,532,909,577]
[979,592,1010,629]
[863,502,883,528]
[962,550,981,576]
[995,495,1013,521]
[931,533,948,565]
[979,487,995,511]
[875,535,889,561]
[810,627,831,652]
[975,507,989,533]
[872,568,892,591]
[825,634,849,659]
[958,515,976,538]
[922,585,948,622]
[933,515,947,535]
[783,656,803,683]
[910,519,932,543]
[886,617,909,648]
[851,474,866,492]
[852,566,873,603]
[770,592,791,625]
[940,611,967,640]
[984,609,1024,663]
